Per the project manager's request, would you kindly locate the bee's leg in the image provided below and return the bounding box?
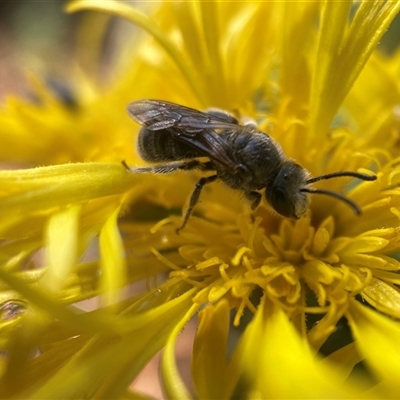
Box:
[122,160,213,174]
[176,175,218,234]
[243,191,262,223]
[181,160,214,172]
[245,191,262,210]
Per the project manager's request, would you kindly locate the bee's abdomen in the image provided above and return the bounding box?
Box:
[137,128,201,162]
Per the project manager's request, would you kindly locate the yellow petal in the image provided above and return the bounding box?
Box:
[99,205,127,307]
[361,278,400,318]
[192,299,235,399]
[66,0,204,102]
[39,205,80,293]
[347,299,400,385]
[309,1,400,140]
[323,343,364,383]
[241,299,361,397]
[0,163,135,216]
[21,289,196,399]
[161,302,199,400]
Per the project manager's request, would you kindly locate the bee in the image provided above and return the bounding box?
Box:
[125,100,376,232]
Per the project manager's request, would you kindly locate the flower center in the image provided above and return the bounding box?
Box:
[146,211,374,327]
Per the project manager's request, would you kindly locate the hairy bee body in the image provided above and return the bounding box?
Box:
[138,123,287,194]
[125,99,376,232]
[212,129,285,193]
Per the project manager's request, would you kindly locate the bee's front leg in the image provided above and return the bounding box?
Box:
[244,191,262,210]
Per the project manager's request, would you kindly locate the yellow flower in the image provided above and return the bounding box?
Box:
[1,0,400,398]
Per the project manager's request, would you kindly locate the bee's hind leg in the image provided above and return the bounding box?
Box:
[121,160,213,174]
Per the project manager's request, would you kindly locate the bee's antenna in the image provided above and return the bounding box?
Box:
[306,171,376,184]
[302,171,377,215]
[301,187,362,215]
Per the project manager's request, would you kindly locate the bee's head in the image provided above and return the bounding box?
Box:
[265,162,377,219]
[265,161,310,219]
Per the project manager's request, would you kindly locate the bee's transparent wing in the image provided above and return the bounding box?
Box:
[127,99,240,169]
[127,99,240,133]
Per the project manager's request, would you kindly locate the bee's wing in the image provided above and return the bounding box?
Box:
[127,99,238,132]
[127,99,240,169]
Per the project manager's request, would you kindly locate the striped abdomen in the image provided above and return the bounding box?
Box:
[137,127,203,162]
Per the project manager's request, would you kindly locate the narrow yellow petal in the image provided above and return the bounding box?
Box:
[242,299,361,398]
[197,1,228,107]
[0,163,137,238]
[66,0,204,103]
[323,343,363,383]
[161,302,199,400]
[26,292,196,399]
[361,278,400,318]
[280,2,319,110]
[347,299,400,384]
[39,205,81,293]
[309,1,400,140]
[192,300,233,399]
[99,205,127,306]
[0,266,124,335]
[309,0,352,138]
